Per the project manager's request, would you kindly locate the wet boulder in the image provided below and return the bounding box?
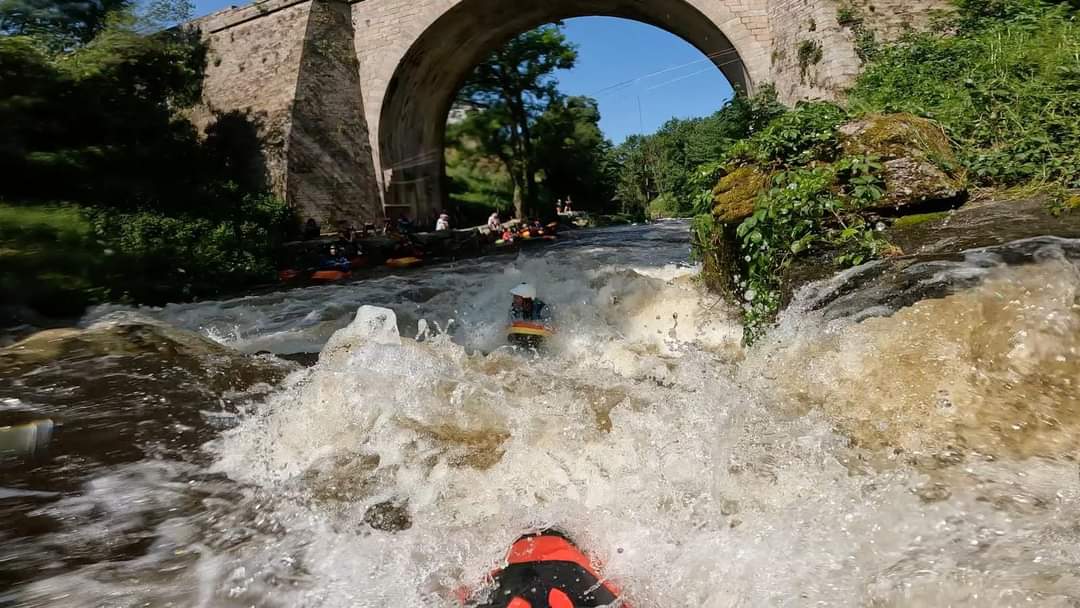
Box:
[0,314,291,390]
[839,113,967,213]
[362,499,412,532]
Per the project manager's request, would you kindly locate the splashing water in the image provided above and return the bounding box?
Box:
[5,222,1080,607]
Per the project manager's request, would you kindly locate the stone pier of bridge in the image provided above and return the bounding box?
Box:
[188,0,951,226]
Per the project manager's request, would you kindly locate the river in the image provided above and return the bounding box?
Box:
[2,221,1079,607]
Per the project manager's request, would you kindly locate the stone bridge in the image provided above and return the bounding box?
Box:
[190,0,947,227]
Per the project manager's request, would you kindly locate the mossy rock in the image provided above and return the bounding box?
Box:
[840,114,966,213]
[840,113,956,164]
[1067,195,1080,211]
[891,211,950,228]
[712,166,769,224]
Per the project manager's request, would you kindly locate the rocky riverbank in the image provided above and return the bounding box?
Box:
[694,107,1080,339]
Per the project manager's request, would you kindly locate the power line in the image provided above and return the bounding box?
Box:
[644,66,724,91]
[587,47,741,97]
[383,51,745,173]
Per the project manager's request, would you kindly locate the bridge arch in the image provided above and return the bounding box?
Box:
[360,0,773,220]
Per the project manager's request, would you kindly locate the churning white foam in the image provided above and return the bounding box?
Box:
[25,226,1080,607]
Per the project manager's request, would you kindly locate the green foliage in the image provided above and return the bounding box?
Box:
[835,154,886,206]
[849,0,1080,187]
[0,0,133,50]
[532,95,616,212]
[85,194,290,303]
[453,24,579,218]
[797,39,824,81]
[0,203,106,315]
[680,0,1079,343]
[733,101,848,167]
[853,27,880,62]
[891,210,950,227]
[0,195,290,313]
[0,19,216,210]
[611,87,787,218]
[836,5,860,27]
[646,193,682,219]
[1,0,290,313]
[734,167,886,341]
[445,143,515,223]
[835,4,880,62]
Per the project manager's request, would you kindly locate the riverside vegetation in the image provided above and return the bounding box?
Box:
[2,0,1077,326]
[0,0,291,316]
[681,0,1080,341]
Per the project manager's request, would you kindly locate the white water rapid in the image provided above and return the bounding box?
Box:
[7,222,1080,607]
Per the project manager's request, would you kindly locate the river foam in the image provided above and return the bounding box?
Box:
[12,224,1080,607]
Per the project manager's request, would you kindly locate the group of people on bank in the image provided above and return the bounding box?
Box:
[487,212,558,245]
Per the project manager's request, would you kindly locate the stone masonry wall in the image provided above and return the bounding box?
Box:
[194,0,955,222]
[768,0,953,101]
[191,0,313,201]
[286,0,382,226]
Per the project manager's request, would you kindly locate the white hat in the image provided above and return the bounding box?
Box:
[510,283,536,299]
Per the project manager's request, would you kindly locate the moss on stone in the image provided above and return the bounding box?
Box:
[1067,195,1080,210]
[892,211,949,228]
[840,114,966,211]
[841,113,956,165]
[712,166,769,224]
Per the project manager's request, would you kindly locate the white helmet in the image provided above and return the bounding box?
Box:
[510,283,537,299]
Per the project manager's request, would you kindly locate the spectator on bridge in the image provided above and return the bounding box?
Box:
[436,212,451,231]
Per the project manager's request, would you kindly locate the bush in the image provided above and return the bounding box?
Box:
[849,0,1080,187]
[87,194,291,303]
[733,101,849,167]
[0,203,107,316]
[735,166,887,340]
[0,10,294,314]
[646,193,685,219]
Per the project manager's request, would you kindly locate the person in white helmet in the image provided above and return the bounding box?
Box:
[507,282,553,348]
[436,212,451,231]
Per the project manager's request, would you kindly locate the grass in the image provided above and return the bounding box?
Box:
[0,203,107,316]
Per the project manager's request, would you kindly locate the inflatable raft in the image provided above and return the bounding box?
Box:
[311,270,351,282]
[386,256,424,269]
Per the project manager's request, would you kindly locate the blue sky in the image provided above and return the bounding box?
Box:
[556,17,733,143]
[191,3,734,143]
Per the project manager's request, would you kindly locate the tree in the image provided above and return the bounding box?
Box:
[607,87,787,218]
[533,95,615,212]
[610,135,659,216]
[0,0,132,50]
[456,24,577,218]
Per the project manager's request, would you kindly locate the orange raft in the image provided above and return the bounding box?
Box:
[386,256,424,269]
[311,270,351,282]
